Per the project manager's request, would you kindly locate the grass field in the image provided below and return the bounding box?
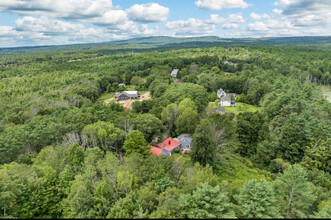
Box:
[172,153,192,166]
[98,92,115,102]
[208,101,259,115]
[320,85,331,103]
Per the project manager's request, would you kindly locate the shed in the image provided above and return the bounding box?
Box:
[116,91,139,101]
[209,106,226,115]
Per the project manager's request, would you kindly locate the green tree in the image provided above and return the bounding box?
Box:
[301,139,331,173]
[274,164,316,218]
[191,119,216,167]
[311,205,331,219]
[67,143,85,170]
[235,179,281,218]
[179,183,235,219]
[132,114,164,143]
[62,175,94,218]
[279,114,309,163]
[82,121,125,153]
[175,107,199,135]
[150,187,181,218]
[123,130,150,157]
[236,112,268,157]
[161,103,180,135]
[130,76,144,86]
[107,192,139,219]
[178,98,198,112]
[162,83,209,112]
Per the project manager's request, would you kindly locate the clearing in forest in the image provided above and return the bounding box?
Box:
[103,91,151,110]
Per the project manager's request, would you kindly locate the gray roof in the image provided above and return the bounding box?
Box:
[116,91,138,98]
[217,88,226,98]
[123,91,138,98]
[176,134,192,149]
[209,106,225,115]
[221,94,232,102]
[171,69,179,77]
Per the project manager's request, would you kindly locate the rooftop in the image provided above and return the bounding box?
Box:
[124,91,138,95]
[150,147,163,156]
[155,137,181,152]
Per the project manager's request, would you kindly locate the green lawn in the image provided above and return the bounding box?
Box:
[215,154,272,190]
[208,101,259,115]
[98,92,115,101]
[172,153,192,166]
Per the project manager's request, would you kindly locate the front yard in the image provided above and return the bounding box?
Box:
[208,101,259,115]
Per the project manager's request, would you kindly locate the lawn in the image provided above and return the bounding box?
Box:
[98,92,115,102]
[208,101,259,115]
[172,153,192,166]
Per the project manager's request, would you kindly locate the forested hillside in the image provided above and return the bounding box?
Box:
[0,43,330,218]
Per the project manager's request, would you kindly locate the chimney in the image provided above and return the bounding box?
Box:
[168,140,171,145]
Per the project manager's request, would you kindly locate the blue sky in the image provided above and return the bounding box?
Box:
[0,0,330,47]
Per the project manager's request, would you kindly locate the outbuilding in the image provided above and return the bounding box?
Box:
[116,91,139,101]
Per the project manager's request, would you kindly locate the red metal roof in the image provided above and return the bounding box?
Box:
[150,147,163,156]
[156,137,181,152]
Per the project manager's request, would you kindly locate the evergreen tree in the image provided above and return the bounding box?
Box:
[191,119,216,167]
[274,164,316,218]
[179,183,235,219]
[279,114,309,163]
[235,179,281,218]
[236,112,268,157]
[311,205,331,219]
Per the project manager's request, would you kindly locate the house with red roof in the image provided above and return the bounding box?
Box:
[150,137,181,156]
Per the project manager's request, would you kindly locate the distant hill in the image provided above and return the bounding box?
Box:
[1,36,331,53]
[106,35,331,46]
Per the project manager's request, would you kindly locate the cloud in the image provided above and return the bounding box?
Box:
[207,13,245,29]
[126,3,169,22]
[250,12,270,20]
[248,19,293,31]
[15,16,86,35]
[166,13,245,36]
[247,18,295,37]
[0,26,18,36]
[12,15,160,45]
[0,0,113,19]
[166,18,215,36]
[274,0,331,27]
[195,0,251,10]
[272,8,283,15]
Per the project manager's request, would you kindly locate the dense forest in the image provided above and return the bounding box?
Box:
[0,41,330,219]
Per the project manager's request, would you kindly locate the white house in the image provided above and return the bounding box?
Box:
[218,88,237,107]
[171,69,179,78]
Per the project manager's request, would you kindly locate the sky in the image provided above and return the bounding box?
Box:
[0,0,330,47]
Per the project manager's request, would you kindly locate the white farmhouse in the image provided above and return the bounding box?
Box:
[171,69,179,78]
[218,88,237,107]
